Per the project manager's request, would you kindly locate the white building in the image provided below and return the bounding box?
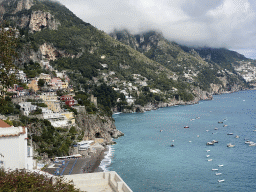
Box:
[0,120,34,170]
[16,70,27,83]
[19,102,37,116]
[41,108,69,127]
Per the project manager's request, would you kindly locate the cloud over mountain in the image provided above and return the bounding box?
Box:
[58,0,256,58]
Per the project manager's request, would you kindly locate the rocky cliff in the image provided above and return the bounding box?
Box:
[76,113,124,145]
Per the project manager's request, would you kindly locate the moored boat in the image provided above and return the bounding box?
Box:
[216,173,222,175]
[212,169,218,171]
[227,133,233,135]
[227,143,235,147]
[206,142,214,145]
[218,179,225,183]
[249,143,256,146]
[184,126,189,128]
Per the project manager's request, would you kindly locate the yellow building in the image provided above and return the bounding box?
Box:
[38,73,51,83]
[45,100,61,113]
[39,94,58,101]
[27,80,39,92]
[61,112,75,124]
[62,81,69,89]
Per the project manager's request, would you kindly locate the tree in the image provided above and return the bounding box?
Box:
[0,26,18,92]
[38,79,45,88]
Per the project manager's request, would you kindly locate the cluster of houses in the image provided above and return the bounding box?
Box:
[234,61,256,83]
[18,92,76,127]
[5,61,79,128]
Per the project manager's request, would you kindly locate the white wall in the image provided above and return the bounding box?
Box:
[0,127,28,170]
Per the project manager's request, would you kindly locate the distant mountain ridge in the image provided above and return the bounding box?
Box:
[110,29,251,91]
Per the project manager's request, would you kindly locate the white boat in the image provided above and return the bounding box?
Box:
[223,125,228,127]
[212,169,218,171]
[206,150,210,152]
[245,140,254,144]
[235,135,239,138]
[206,155,210,157]
[212,140,218,143]
[227,143,235,147]
[218,179,225,183]
[216,173,222,175]
[218,164,224,167]
[208,159,213,161]
[227,133,233,135]
[206,142,214,145]
[196,117,200,119]
[249,143,256,146]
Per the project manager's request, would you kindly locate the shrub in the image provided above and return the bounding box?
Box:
[0,168,79,191]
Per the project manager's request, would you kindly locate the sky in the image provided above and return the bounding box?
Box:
[57,0,256,59]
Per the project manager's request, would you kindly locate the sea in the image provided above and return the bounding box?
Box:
[102,90,256,192]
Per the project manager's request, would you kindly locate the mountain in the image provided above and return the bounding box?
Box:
[0,0,251,109]
[110,30,251,92]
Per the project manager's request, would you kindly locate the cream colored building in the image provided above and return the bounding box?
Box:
[61,112,75,124]
[62,81,69,89]
[38,73,51,83]
[27,80,39,92]
[45,100,61,112]
[39,94,58,101]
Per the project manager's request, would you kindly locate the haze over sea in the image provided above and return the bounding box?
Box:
[109,90,256,192]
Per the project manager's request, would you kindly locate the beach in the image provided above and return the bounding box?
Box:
[44,145,108,175]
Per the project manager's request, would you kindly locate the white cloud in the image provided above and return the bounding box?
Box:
[57,0,256,58]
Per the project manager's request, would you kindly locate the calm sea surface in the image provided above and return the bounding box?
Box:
[109,90,256,192]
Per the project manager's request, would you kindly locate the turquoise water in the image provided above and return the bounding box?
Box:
[110,90,256,192]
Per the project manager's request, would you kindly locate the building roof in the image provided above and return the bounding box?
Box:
[0,119,11,128]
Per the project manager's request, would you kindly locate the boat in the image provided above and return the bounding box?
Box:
[227,133,233,135]
[212,140,218,143]
[206,150,210,152]
[218,179,225,183]
[216,173,222,175]
[206,155,210,157]
[160,130,163,132]
[227,143,235,147]
[235,135,239,138]
[218,121,223,124]
[196,117,200,119]
[214,128,218,130]
[245,140,254,144]
[208,159,213,161]
[249,143,256,146]
[218,164,224,167]
[184,126,189,128]
[206,130,209,132]
[212,169,218,171]
[170,144,174,147]
[223,124,228,127]
[206,142,214,146]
